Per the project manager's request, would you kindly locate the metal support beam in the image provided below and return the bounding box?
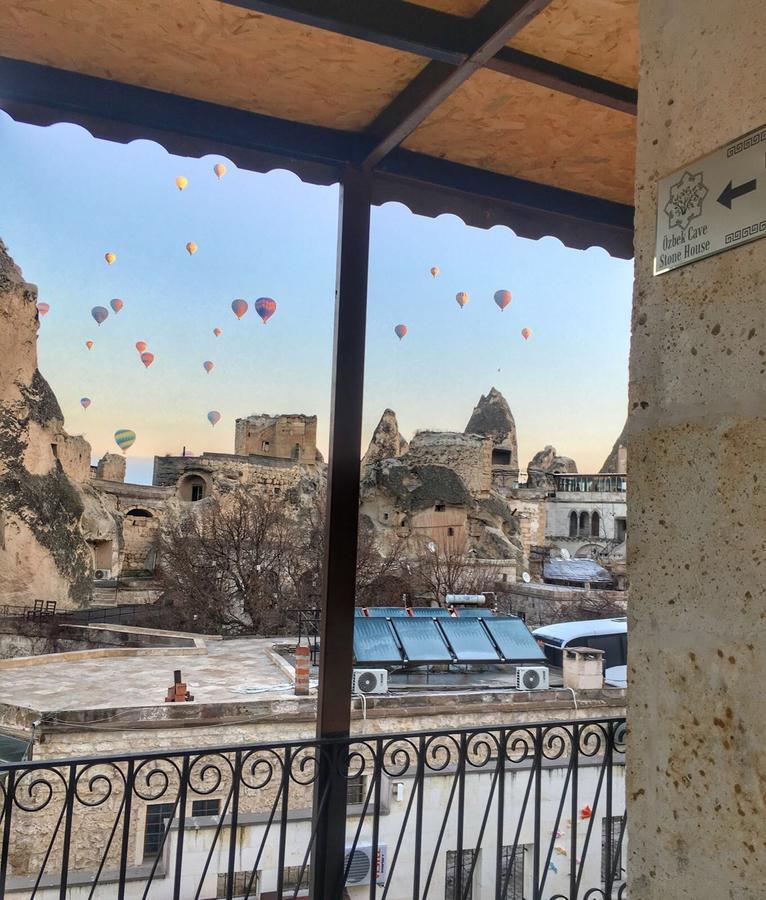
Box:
[361,0,553,170]
[312,168,372,898]
[220,0,636,115]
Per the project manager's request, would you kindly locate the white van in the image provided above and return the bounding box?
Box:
[532,617,627,670]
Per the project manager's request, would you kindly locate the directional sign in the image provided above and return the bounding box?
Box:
[654,123,766,274]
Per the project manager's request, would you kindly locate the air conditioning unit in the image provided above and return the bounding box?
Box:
[344,843,387,886]
[94,569,112,580]
[352,669,388,695]
[516,666,549,691]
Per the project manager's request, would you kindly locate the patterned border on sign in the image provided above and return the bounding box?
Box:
[724,220,766,244]
[726,128,766,157]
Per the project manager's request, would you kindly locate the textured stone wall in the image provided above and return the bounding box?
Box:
[405,431,492,497]
[95,452,126,483]
[234,413,318,463]
[629,3,766,897]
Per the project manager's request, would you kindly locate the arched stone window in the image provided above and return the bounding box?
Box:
[126,508,152,518]
[179,474,208,502]
[591,511,601,537]
[569,511,578,537]
[579,511,590,536]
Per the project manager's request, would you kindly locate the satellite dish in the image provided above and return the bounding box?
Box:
[561,548,571,560]
[522,571,531,583]
[426,541,437,554]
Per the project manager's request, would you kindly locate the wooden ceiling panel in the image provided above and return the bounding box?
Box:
[0,0,428,130]
[402,68,635,204]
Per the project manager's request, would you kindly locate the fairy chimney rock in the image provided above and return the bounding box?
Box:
[362,409,407,469]
[526,446,578,487]
[464,387,519,480]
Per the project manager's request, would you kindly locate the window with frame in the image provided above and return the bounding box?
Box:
[601,816,626,884]
[283,864,311,893]
[347,774,365,806]
[217,869,260,898]
[143,802,175,860]
[445,848,477,899]
[191,797,221,818]
[500,844,525,899]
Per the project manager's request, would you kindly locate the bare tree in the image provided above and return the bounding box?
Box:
[411,536,498,604]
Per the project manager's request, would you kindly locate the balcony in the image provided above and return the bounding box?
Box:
[0,717,625,899]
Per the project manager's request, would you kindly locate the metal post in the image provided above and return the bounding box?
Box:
[312,166,372,898]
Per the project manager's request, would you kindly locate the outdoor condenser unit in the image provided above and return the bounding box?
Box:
[344,843,387,886]
[352,668,389,695]
[516,666,550,691]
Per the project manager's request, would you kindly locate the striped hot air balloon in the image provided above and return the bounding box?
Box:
[255,297,277,324]
[36,303,50,317]
[114,429,136,453]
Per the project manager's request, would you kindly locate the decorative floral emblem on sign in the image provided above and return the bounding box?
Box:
[664,170,708,231]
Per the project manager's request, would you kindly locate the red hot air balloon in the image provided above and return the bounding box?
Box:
[135,341,147,353]
[85,340,94,350]
[207,410,221,427]
[255,297,277,324]
[231,299,248,320]
[494,290,511,311]
[37,302,50,317]
[110,298,124,314]
[203,360,214,374]
[80,397,91,410]
[213,327,222,337]
[521,327,532,340]
[455,291,469,309]
[394,324,408,340]
[91,306,109,326]
[140,352,155,368]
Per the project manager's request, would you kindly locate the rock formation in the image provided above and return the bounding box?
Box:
[0,240,94,606]
[600,420,628,473]
[464,387,519,476]
[526,446,578,487]
[362,409,407,470]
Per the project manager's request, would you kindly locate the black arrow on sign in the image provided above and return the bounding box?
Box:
[717,178,757,209]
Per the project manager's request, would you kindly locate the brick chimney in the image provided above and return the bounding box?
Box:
[294,645,310,696]
[165,669,194,702]
[563,647,604,691]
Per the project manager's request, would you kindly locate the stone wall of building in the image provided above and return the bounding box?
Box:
[234,413,318,463]
[404,431,492,497]
[95,452,126,483]
[628,3,766,897]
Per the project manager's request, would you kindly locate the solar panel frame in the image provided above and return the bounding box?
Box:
[482,617,546,662]
[353,617,404,665]
[390,618,454,663]
[437,618,502,662]
[408,607,450,617]
[455,608,495,618]
[365,607,410,617]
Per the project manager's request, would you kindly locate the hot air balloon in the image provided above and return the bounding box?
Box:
[110,298,124,314]
[114,429,136,453]
[135,341,147,353]
[255,297,277,324]
[186,241,198,256]
[104,252,116,265]
[430,266,439,278]
[494,290,511,311]
[231,298,248,320]
[455,291,469,309]
[214,163,227,179]
[394,324,408,341]
[85,340,94,350]
[91,306,109,326]
[36,303,50,317]
[213,327,222,337]
[140,352,155,368]
[521,327,532,340]
[207,410,221,427]
[203,360,214,374]
[175,176,188,191]
[80,397,91,410]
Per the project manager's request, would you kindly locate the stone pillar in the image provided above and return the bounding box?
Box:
[294,644,310,696]
[96,453,126,483]
[562,646,604,691]
[629,3,766,897]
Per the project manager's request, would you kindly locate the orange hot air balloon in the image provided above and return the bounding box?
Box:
[214,163,227,179]
[175,176,188,191]
[140,352,155,368]
[430,266,439,278]
[85,340,94,350]
[135,341,147,353]
[186,241,198,256]
[105,252,116,265]
[36,302,50,317]
[203,360,214,374]
[455,291,469,309]
[110,298,124,314]
[521,327,532,340]
[213,327,222,337]
[255,297,277,324]
[494,290,511,311]
[394,324,407,340]
[231,299,248,320]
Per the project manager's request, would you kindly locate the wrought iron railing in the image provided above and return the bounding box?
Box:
[0,717,626,899]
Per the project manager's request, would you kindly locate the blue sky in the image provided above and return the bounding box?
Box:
[1,112,633,483]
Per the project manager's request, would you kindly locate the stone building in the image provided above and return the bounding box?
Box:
[464,386,519,486]
[234,413,320,464]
